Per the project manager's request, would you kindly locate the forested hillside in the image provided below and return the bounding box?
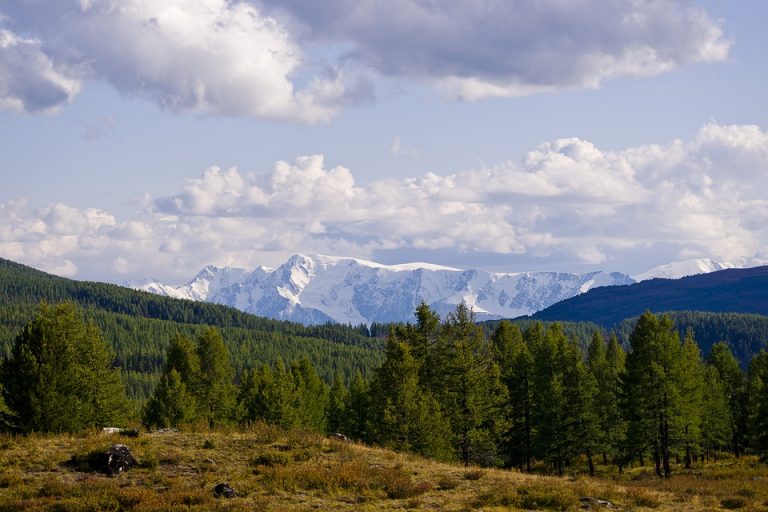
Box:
[533,266,768,326]
[0,258,383,399]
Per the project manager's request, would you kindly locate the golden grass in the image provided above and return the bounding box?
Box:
[0,427,764,511]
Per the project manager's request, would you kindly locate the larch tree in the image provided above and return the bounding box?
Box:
[2,302,128,432]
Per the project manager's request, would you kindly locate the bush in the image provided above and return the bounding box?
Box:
[720,497,748,509]
[463,469,484,481]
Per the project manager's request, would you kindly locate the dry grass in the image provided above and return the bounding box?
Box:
[0,427,764,511]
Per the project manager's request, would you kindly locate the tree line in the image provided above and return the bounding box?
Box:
[2,301,768,478]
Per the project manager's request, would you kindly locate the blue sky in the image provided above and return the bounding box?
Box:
[1,0,767,283]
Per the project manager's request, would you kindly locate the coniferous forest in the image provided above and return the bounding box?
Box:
[2,290,768,480]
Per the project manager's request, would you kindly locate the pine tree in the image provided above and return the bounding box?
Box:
[1,302,128,432]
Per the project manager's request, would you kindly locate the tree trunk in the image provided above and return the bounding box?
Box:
[587,449,595,477]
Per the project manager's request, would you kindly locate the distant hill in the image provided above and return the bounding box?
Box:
[533,266,768,327]
[0,257,384,400]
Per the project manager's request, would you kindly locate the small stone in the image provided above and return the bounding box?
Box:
[330,432,351,443]
[214,482,237,498]
[97,444,137,476]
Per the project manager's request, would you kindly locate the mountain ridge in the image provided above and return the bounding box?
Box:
[128,254,636,325]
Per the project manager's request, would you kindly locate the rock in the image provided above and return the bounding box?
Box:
[120,428,140,438]
[96,444,137,476]
[580,497,615,509]
[102,427,122,435]
[214,482,237,498]
[330,432,351,443]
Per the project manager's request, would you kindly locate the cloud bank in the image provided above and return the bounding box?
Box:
[2,122,767,282]
[0,0,729,117]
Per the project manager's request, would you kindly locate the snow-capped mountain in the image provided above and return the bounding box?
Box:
[632,257,768,282]
[129,254,634,325]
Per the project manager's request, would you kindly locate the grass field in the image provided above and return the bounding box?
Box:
[0,425,766,511]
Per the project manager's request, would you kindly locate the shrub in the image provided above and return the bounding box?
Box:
[463,469,484,481]
[720,497,748,509]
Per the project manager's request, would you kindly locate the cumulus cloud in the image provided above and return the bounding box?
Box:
[2,122,768,282]
[0,0,350,120]
[0,0,729,116]
[0,28,80,113]
[260,0,730,99]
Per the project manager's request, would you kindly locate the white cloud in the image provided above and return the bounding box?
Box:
[0,0,730,116]
[0,28,80,113]
[2,122,768,282]
[0,0,348,120]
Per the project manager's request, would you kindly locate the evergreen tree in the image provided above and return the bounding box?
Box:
[164,334,200,387]
[1,302,128,432]
[142,369,196,428]
[623,312,682,477]
[604,333,627,469]
[679,329,704,469]
[709,342,747,456]
[492,321,533,471]
[562,336,601,476]
[291,356,329,432]
[530,323,568,474]
[367,337,453,461]
[195,328,237,427]
[327,373,348,434]
[440,304,507,466]
[747,351,768,459]
[700,365,731,460]
[342,371,370,440]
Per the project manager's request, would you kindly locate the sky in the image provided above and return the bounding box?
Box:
[1,0,768,284]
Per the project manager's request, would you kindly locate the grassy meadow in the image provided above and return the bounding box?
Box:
[0,425,765,511]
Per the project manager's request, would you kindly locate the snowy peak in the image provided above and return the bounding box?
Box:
[129,254,635,325]
[632,257,768,282]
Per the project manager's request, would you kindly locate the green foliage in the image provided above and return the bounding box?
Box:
[0,256,384,402]
[142,369,197,428]
[1,302,129,432]
[367,337,453,461]
[747,351,768,458]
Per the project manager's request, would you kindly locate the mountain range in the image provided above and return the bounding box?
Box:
[127,254,767,325]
